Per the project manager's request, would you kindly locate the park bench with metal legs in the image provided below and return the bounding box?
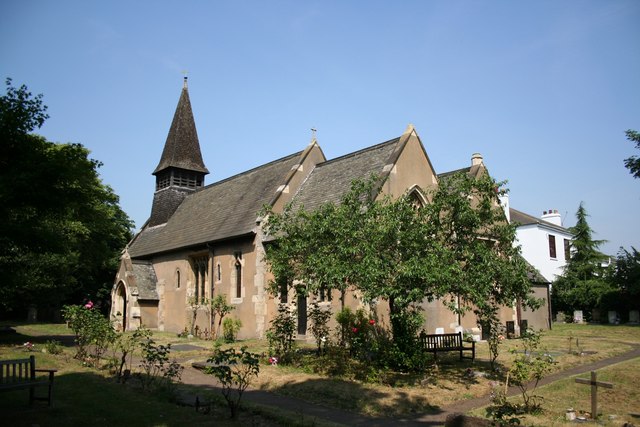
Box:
[0,355,57,406]
[419,331,475,362]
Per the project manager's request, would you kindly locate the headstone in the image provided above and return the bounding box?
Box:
[556,311,565,323]
[629,310,639,324]
[591,309,601,323]
[573,310,584,324]
[454,325,464,334]
[608,311,619,324]
[27,305,37,323]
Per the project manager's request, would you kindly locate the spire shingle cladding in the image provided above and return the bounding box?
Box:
[153,86,209,175]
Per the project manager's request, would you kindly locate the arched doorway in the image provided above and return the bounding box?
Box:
[114,281,128,331]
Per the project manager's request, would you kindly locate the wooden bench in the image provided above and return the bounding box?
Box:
[419,331,475,362]
[0,355,57,406]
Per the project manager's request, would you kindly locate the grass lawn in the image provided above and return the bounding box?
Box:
[469,356,640,426]
[1,321,639,425]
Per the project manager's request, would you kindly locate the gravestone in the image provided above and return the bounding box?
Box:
[629,310,639,324]
[556,311,566,323]
[608,311,619,324]
[591,309,601,323]
[574,310,584,324]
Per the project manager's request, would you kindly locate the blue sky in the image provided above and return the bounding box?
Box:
[2,0,639,255]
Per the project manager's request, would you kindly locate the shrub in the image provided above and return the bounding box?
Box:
[205,346,260,419]
[507,329,555,411]
[62,302,116,365]
[44,340,63,355]
[139,337,183,394]
[266,304,296,363]
[222,317,242,343]
[308,302,332,354]
[112,327,152,383]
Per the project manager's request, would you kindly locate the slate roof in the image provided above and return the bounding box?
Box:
[509,207,569,234]
[131,261,159,300]
[153,80,209,175]
[291,137,402,211]
[129,151,304,258]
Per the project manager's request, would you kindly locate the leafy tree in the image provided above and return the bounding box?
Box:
[624,129,640,179]
[0,78,133,317]
[425,172,540,331]
[263,171,537,356]
[552,202,611,315]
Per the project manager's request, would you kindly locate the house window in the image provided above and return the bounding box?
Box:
[234,252,242,298]
[548,235,557,259]
[176,269,181,289]
[217,263,221,282]
[564,239,571,261]
[193,256,208,303]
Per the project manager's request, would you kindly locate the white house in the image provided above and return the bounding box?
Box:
[509,207,573,283]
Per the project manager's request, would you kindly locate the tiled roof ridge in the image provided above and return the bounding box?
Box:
[197,150,305,191]
[312,136,401,169]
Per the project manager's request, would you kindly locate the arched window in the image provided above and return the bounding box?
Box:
[234,252,242,298]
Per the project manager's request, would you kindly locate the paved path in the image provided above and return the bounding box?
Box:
[176,345,640,426]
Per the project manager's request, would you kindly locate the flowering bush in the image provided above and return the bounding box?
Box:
[23,341,34,352]
[62,302,115,365]
[268,356,278,366]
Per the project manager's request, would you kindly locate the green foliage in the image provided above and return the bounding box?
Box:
[205,346,261,419]
[487,382,525,426]
[62,303,116,365]
[308,302,332,354]
[222,317,242,342]
[0,78,133,315]
[266,304,297,362]
[209,294,235,339]
[112,327,152,383]
[552,202,611,314]
[44,339,63,355]
[484,308,506,370]
[263,171,534,357]
[426,172,539,316]
[624,129,640,179]
[139,337,183,393]
[507,329,556,411]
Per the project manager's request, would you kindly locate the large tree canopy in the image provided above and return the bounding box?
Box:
[551,202,611,315]
[0,78,133,316]
[624,129,640,179]
[262,171,538,345]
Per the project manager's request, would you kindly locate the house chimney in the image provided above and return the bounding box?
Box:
[471,153,483,166]
[541,209,562,226]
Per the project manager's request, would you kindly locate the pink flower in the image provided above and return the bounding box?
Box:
[269,356,278,366]
[84,301,94,309]
[368,319,375,326]
[351,327,358,333]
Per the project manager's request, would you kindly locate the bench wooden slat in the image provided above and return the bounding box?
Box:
[0,355,56,406]
[419,331,475,362]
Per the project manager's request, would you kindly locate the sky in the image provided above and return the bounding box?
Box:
[1,0,639,255]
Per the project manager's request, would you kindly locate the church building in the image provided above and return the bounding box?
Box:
[111,79,547,339]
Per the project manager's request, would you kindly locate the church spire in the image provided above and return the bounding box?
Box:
[153,77,209,176]
[148,78,209,227]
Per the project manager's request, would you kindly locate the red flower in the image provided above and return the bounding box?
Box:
[368,319,375,326]
[351,327,358,333]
